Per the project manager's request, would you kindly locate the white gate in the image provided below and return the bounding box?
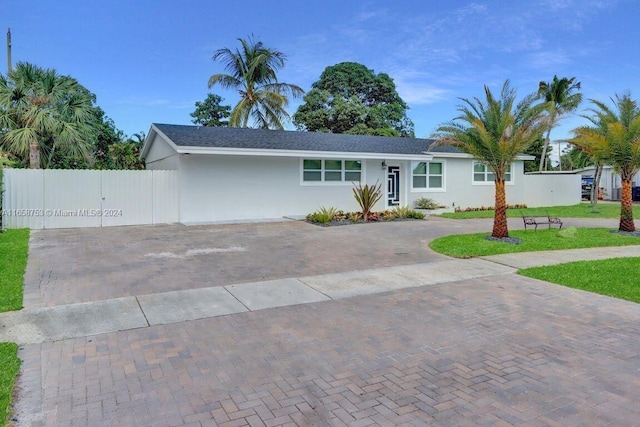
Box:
[2,169,179,229]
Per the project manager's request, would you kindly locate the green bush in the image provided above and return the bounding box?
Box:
[414,197,439,210]
[391,205,411,218]
[306,206,338,224]
[406,209,425,219]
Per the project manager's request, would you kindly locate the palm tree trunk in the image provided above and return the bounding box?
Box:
[539,128,552,171]
[590,163,603,206]
[619,179,636,232]
[492,179,509,238]
[29,139,40,169]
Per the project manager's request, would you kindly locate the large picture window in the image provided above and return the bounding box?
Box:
[302,159,362,183]
[412,161,443,190]
[473,162,512,183]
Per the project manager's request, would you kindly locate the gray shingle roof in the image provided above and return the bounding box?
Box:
[153,124,459,155]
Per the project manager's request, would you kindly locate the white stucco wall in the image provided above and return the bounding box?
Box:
[514,174,581,206]
[144,133,179,170]
[405,157,581,209]
[177,154,582,223]
[178,155,393,223]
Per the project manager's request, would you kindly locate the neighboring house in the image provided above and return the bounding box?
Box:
[141,124,580,224]
[574,165,640,201]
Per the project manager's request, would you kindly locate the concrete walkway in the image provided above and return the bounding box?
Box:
[1,258,514,346]
[2,245,640,346]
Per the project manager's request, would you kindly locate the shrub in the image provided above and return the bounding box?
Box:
[306,206,338,224]
[454,203,528,213]
[349,212,362,223]
[414,197,440,210]
[353,181,383,221]
[407,210,426,219]
[391,205,412,218]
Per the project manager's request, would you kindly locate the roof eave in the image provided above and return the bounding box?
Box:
[175,146,434,160]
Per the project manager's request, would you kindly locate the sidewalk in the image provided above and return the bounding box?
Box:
[3,245,639,346]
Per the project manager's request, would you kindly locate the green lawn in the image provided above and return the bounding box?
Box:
[439,203,638,219]
[519,257,640,304]
[429,227,640,258]
[0,229,29,427]
[0,343,20,427]
[0,229,29,312]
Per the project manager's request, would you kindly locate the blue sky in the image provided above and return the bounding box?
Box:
[4,0,639,150]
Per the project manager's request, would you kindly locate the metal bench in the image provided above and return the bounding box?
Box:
[522,214,563,231]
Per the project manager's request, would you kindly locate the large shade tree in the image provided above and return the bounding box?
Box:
[190,93,231,127]
[537,75,582,171]
[570,93,640,232]
[208,36,304,129]
[0,62,97,168]
[431,81,548,239]
[293,62,414,137]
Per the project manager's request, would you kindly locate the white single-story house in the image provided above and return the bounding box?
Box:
[141,124,581,224]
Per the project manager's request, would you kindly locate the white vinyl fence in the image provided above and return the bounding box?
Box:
[2,169,179,229]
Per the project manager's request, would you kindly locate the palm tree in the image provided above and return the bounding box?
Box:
[537,76,583,171]
[570,93,640,232]
[0,62,96,168]
[208,36,304,129]
[431,80,548,239]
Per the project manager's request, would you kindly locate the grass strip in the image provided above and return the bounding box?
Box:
[0,343,20,427]
[440,203,638,219]
[0,229,29,312]
[0,229,29,426]
[429,228,640,258]
[519,257,640,304]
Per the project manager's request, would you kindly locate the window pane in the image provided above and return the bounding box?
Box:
[474,173,485,182]
[429,162,442,174]
[325,160,342,170]
[345,171,361,181]
[303,171,321,181]
[303,159,321,170]
[474,163,485,173]
[487,172,495,181]
[413,176,427,188]
[429,176,442,188]
[325,171,342,181]
[413,162,427,175]
[345,160,361,171]
[505,172,511,181]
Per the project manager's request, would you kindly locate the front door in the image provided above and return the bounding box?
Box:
[387,166,400,207]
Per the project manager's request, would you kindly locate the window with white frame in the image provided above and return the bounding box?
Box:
[412,161,443,189]
[473,162,512,183]
[302,159,362,183]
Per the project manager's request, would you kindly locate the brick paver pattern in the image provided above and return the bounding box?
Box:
[17,274,640,426]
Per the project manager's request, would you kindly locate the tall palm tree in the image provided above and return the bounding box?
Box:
[431,80,548,239]
[537,76,583,171]
[0,62,96,168]
[570,93,640,232]
[208,36,304,129]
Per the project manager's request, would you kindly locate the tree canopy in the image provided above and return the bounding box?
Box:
[208,36,304,129]
[537,75,582,171]
[293,62,414,137]
[190,93,231,127]
[0,62,145,170]
[0,62,97,168]
[570,93,640,232]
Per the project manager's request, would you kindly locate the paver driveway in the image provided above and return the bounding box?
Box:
[22,216,496,308]
[12,217,640,426]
